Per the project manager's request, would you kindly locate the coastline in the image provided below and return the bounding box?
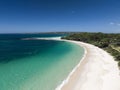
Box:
[55,40,87,90]
[24,37,120,90]
[59,39,120,90]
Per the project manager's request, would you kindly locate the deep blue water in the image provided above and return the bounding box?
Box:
[0,33,66,63]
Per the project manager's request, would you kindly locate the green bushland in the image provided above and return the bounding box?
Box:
[62,32,120,67]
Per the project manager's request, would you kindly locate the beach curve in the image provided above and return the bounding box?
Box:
[59,39,120,90]
[26,37,120,90]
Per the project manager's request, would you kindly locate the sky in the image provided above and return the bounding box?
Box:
[0,0,120,33]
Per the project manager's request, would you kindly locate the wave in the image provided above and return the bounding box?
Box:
[21,37,61,40]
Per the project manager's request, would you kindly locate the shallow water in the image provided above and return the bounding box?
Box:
[0,34,84,90]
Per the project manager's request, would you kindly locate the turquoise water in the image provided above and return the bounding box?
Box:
[0,34,84,90]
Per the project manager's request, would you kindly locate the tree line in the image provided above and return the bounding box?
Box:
[62,32,120,67]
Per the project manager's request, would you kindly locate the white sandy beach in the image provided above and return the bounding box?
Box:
[29,37,120,90]
[59,40,120,90]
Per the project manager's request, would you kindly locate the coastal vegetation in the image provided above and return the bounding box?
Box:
[62,32,120,67]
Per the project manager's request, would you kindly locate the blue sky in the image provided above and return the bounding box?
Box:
[0,0,120,33]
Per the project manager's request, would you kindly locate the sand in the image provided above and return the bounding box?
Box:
[29,37,120,90]
[59,40,120,90]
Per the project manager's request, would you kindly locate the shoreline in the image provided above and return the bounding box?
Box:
[23,37,120,90]
[59,39,120,90]
[55,40,88,90]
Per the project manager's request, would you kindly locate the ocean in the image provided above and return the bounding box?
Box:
[0,33,84,90]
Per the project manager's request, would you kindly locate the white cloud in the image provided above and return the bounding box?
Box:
[110,22,120,26]
[110,22,114,25]
[117,23,120,26]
